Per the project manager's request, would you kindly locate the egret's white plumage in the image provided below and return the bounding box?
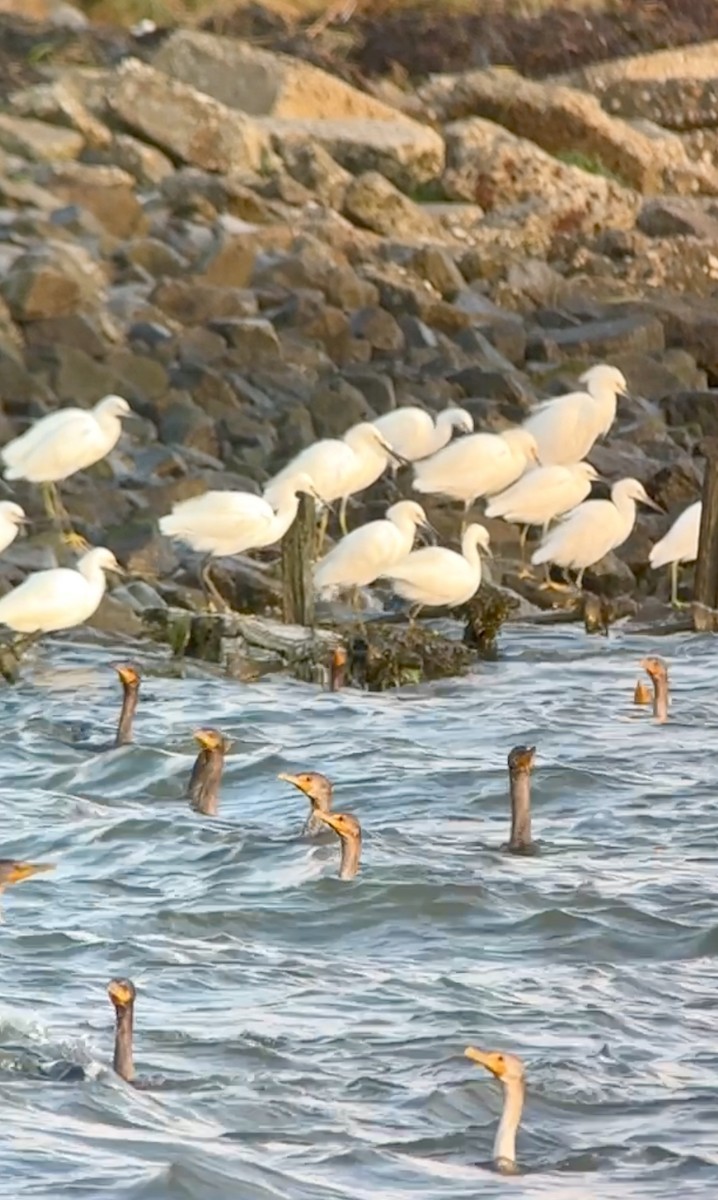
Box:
[485,462,600,528]
[2,395,131,484]
[159,473,316,559]
[372,406,473,463]
[381,523,491,611]
[412,428,539,512]
[314,500,430,594]
[268,423,398,505]
[0,502,27,556]
[649,500,701,606]
[531,477,661,589]
[267,422,401,535]
[522,364,627,465]
[0,546,120,633]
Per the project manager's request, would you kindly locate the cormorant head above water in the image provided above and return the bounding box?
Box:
[188,728,229,817]
[313,810,362,880]
[107,977,136,1083]
[0,859,54,893]
[465,1046,526,1173]
[640,655,669,723]
[112,662,141,746]
[278,771,333,836]
[504,745,537,855]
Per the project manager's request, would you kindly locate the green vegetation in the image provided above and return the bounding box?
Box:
[555,149,626,186]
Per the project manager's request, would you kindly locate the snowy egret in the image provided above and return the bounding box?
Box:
[267,423,405,539]
[188,728,228,817]
[0,546,120,641]
[531,477,661,591]
[413,428,539,525]
[314,500,431,598]
[278,770,333,836]
[464,1047,525,1173]
[159,473,317,609]
[1,395,131,545]
[641,655,669,723]
[112,663,141,747]
[485,462,600,573]
[523,364,627,465]
[649,500,701,607]
[0,501,28,556]
[503,745,536,855]
[311,810,362,880]
[381,523,491,618]
[372,406,474,464]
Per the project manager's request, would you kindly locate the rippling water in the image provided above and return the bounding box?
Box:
[2,625,718,1199]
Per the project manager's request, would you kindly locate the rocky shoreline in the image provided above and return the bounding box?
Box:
[0,3,715,681]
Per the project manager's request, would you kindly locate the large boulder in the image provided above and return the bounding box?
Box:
[1,241,107,321]
[153,29,409,123]
[106,58,270,175]
[423,68,718,195]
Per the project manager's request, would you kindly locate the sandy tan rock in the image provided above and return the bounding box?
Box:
[423,69,718,195]
[343,171,444,242]
[152,30,409,124]
[107,59,271,175]
[9,79,112,150]
[260,116,444,192]
[0,113,83,162]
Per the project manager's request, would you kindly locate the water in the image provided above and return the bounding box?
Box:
[2,625,717,1199]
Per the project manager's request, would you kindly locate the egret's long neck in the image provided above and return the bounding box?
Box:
[113,1004,134,1082]
[78,559,109,601]
[339,835,361,880]
[461,535,482,574]
[431,412,455,454]
[494,1077,524,1169]
[95,410,122,444]
[393,515,419,554]
[508,769,532,850]
[612,491,637,538]
[115,684,139,746]
[592,385,618,435]
[267,490,301,541]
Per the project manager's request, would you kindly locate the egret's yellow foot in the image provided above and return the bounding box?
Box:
[62,530,92,553]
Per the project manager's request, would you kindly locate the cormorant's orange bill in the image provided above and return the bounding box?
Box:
[465,1046,506,1077]
[5,861,54,886]
[193,728,225,752]
[113,663,140,687]
[107,978,136,1008]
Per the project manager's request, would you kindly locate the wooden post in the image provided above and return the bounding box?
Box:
[692,437,718,631]
[282,494,316,627]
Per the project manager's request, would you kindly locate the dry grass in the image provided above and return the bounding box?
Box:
[78,0,612,29]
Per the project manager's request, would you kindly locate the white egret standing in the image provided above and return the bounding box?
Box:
[522,364,627,465]
[485,462,600,574]
[531,477,661,591]
[381,523,491,619]
[372,406,473,463]
[413,428,539,526]
[314,500,431,599]
[649,500,701,607]
[0,502,28,556]
[1,395,131,546]
[267,423,404,541]
[159,473,318,609]
[0,546,120,650]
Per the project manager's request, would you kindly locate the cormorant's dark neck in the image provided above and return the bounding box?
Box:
[653,676,669,722]
[508,768,534,853]
[115,684,139,747]
[339,834,361,880]
[113,1004,134,1082]
[188,748,224,816]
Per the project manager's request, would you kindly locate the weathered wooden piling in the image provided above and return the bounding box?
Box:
[693,438,718,631]
[282,493,316,627]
